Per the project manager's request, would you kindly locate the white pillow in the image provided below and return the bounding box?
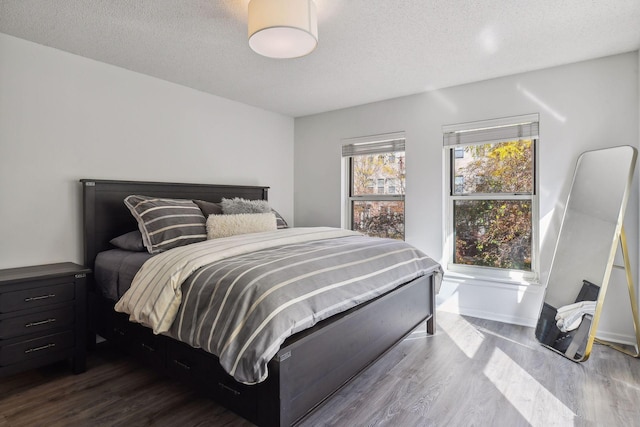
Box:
[207,212,277,239]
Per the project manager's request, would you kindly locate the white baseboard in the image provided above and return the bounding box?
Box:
[438,304,538,328]
[595,329,638,346]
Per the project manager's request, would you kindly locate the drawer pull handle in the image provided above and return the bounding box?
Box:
[218,382,240,396]
[24,294,56,302]
[25,318,56,328]
[141,343,156,352]
[25,343,56,354]
[173,360,191,370]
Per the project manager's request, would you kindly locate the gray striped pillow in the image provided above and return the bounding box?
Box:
[124,195,207,254]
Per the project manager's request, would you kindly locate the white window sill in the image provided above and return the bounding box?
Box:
[443,269,542,290]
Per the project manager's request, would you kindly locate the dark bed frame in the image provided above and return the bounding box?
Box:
[81,179,436,427]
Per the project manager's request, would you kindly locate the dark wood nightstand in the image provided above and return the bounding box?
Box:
[0,262,90,377]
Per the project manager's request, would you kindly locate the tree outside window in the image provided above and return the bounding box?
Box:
[349,151,405,240]
[451,140,535,271]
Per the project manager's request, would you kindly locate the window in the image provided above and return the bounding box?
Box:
[387,178,398,194]
[443,115,539,280]
[342,133,405,240]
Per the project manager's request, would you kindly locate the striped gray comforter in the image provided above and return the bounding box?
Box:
[116,227,441,384]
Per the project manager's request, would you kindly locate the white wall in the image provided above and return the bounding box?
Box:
[295,52,640,342]
[0,33,294,269]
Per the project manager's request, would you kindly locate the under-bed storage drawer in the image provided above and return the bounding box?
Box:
[100,311,136,349]
[129,325,166,370]
[95,303,166,369]
[166,340,210,385]
[0,330,74,366]
[165,340,260,418]
[205,357,260,418]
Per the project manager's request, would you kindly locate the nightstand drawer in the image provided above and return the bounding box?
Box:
[0,306,74,339]
[0,330,74,366]
[0,282,75,313]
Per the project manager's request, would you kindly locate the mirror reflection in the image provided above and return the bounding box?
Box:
[535,145,637,361]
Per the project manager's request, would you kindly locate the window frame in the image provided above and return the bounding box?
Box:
[443,116,539,283]
[341,132,406,240]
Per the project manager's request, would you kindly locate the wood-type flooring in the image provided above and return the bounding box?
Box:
[1,311,639,426]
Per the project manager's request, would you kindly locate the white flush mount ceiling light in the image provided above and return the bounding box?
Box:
[248,0,318,59]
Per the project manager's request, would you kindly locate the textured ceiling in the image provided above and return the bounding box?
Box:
[1,0,639,117]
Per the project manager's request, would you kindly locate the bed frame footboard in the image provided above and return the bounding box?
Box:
[270,273,434,426]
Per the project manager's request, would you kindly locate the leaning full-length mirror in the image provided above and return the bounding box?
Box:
[535,145,637,361]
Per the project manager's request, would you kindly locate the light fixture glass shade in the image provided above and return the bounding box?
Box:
[248,0,318,59]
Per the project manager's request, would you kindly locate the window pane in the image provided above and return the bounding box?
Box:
[454,199,531,271]
[453,140,533,195]
[454,176,464,194]
[351,152,405,196]
[352,200,404,240]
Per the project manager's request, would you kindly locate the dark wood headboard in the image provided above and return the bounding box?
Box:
[80,179,269,271]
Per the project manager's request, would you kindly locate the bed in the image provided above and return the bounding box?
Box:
[81,179,440,426]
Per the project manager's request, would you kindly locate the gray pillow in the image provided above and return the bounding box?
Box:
[124,195,207,254]
[193,199,223,216]
[110,230,145,252]
[220,197,271,215]
[272,209,288,229]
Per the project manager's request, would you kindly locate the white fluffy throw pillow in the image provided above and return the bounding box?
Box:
[207,212,277,239]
